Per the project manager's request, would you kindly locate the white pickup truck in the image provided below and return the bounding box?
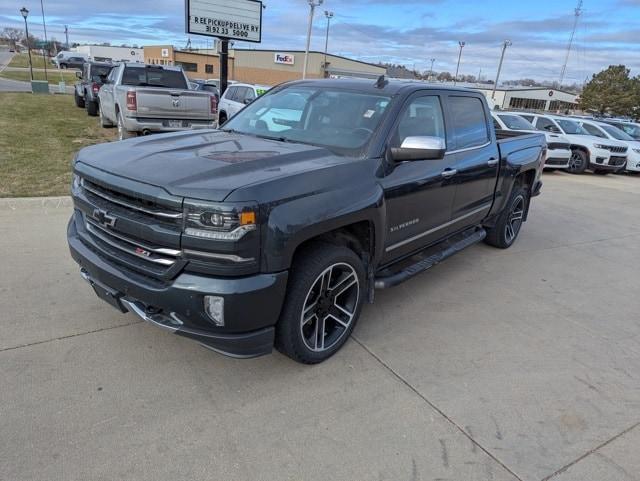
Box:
[98,63,217,140]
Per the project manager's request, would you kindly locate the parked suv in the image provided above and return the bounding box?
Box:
[578,120,640,173]
[73,61,114,116]
[518,113,627,174]
[492,112,571,169]
[218,83,270,124]
[54,51,88,69]
[599,120,640,141]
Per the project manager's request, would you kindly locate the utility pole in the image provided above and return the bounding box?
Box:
[219,39,229,96]
[39,0,48,81]
[429,58,435,81]
[454,41,465,85]
[323,10,333,77]
[492,40,512,99]
[20,7,34,82]
[64,25,69,49]
[477,68,482,82]
[559,0,583,86]
[303,0,323,79]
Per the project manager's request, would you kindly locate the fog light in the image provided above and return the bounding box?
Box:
[204,296,224,326]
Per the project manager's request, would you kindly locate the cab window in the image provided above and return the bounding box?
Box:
[449,96,488,149]
[394,96,446,147]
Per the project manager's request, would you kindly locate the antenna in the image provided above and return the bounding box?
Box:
[559,0,583,86]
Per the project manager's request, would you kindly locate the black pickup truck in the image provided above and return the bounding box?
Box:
[67,79,545,364]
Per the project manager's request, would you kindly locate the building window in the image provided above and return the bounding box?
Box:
[176,61,198,72]
[549,100,577,112]
[205,64,214,74]
[508,97,546,111]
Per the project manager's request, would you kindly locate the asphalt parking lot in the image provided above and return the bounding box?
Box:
[1,171,639,481]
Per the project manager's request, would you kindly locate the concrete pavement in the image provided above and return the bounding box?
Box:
[1,172,639,481]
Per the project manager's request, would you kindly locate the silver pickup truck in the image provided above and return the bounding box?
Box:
[98,63,216,140]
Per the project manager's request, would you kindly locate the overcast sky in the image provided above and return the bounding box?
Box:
[1,0,639,83]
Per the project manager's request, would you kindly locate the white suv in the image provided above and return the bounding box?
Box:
[492,112,571,169]
[578,120,640,173]
[517,113,628,174]
[218,83,270,125]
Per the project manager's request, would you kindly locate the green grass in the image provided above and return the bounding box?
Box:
[0,69,78,85]
[7,52,50,69]
[0,93,116,197]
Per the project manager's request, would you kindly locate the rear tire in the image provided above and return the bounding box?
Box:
[99,104,113,128]
[218,111,227,125]
[567,149,588,174]
[86,99,98,116]
[484,183,529,249]
[74,91,85,108]
[275,243,365,364]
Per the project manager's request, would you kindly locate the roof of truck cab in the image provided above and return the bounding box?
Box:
[281,78,482,96]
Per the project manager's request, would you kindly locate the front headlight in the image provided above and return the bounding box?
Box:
[183,200,257,241]
[593,144,608,150]
[632,148,640,154]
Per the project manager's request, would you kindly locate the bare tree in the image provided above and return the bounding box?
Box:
[1,27,23,49]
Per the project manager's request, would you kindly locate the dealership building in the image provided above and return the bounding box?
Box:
[143,45,386,85]
[471,86,579,112]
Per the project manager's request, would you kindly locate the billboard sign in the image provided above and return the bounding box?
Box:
[274,53,295,65]
[185,0,263,43]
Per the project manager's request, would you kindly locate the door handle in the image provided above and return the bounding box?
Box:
[487,158,499,167]
[441,168,458,179]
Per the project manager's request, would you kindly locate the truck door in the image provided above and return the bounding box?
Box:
[446,94,500,232]
[380,93,457,263]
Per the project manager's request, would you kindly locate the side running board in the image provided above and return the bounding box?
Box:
[374,227,486,289]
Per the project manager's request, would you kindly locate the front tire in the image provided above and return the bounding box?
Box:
[86,99,98,116]
[275,243,365,364]
[218,111,227,125]
[484,184,529,249]
[567,149,588,174]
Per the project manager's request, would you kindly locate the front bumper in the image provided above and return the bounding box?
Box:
[68,218,288,358]
[124,116,216,133]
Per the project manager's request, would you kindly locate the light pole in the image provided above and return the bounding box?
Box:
[64,25,69,49]
[303,0,323,79]
[454,41,465,85]
[323,10,333,77]
[429,58,435,81]
[40,0,48,81]
[20,7,34,82]
[492,40,512,100]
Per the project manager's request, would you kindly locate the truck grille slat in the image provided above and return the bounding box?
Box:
[81,179,183,221]
[86,220,178,267]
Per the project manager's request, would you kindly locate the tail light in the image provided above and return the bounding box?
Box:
[210,95,218,114]
[91,82,100,94]
[126,91,137,111]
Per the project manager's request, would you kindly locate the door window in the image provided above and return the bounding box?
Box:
[225,86,238,101]
[449,96,489,149]
[394,96,446,147]
[536,117,562,133]
[233,87,250,103]
[581,123,606,138]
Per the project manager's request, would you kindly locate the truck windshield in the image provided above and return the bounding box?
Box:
[497,114,535,131]
[556,119,588,135]
[122,67,187,89]
[223,86,392,156]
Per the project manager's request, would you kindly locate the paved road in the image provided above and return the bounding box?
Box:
[1,172,639,481]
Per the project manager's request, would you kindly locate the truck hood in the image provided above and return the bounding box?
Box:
[76,129,342,201]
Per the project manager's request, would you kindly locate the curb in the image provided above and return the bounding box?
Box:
[0,196,72,210]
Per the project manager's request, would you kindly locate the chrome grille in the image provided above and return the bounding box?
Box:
[81,178,183,222]
[603,145,627,154]
[85,218,180,267]
[547,142,570,151]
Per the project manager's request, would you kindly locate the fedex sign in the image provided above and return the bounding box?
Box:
[274,53,295,65]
